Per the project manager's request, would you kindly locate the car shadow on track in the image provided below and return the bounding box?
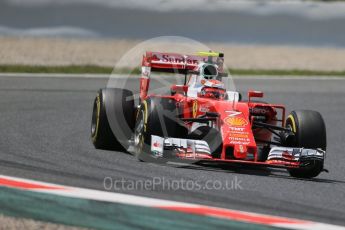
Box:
[170,163,345,184]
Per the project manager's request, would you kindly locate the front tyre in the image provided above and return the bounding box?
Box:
[286,110,326,178]
[91,88,134,151]
[134,97,187,160]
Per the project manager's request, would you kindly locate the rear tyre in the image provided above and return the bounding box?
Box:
[134,97,187,159]
[286,110,326,178]
[91,88,134,151]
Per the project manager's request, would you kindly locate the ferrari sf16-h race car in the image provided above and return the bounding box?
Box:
[91,51,327,178]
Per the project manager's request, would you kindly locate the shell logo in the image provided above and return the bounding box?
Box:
[225,116,248,127]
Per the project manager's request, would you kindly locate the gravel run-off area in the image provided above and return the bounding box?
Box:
[1,36,345,71]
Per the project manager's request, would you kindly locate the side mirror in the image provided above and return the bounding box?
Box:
[248,90,264,101]
[187,70,200,75]
[171,85,188,95]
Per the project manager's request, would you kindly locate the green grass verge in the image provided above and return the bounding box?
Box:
[0,187,281,230]
[0,65,345,76]
[0,65,115,74]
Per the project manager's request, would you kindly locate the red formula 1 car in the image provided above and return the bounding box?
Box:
[91,51,327,178]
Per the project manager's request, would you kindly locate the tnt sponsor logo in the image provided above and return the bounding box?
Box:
[229,127,245,132]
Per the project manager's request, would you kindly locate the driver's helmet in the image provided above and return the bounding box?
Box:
[197,63,226,99]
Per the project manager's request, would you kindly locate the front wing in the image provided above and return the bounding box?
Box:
[149,135,325,170]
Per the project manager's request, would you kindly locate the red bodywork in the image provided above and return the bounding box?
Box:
[139,51,299,169]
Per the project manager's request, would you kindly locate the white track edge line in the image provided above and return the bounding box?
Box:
[1,175,344,230]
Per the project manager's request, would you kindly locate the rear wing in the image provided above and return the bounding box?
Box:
[139,51,225,101]
[142,51,224,74]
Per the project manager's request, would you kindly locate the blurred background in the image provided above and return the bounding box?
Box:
[1,1,345,229]
[1,0,345,71]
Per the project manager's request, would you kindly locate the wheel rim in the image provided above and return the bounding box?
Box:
[91,96,99,138]
[286,124,293,132]
[134,110,145,153]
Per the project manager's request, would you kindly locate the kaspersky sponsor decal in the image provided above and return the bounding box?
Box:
[229,131,250,141]
[229,132,249,139]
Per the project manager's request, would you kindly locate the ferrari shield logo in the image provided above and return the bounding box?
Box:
[192,100,198,118]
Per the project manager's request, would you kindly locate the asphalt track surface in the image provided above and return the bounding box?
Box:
[0,75,345,226]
